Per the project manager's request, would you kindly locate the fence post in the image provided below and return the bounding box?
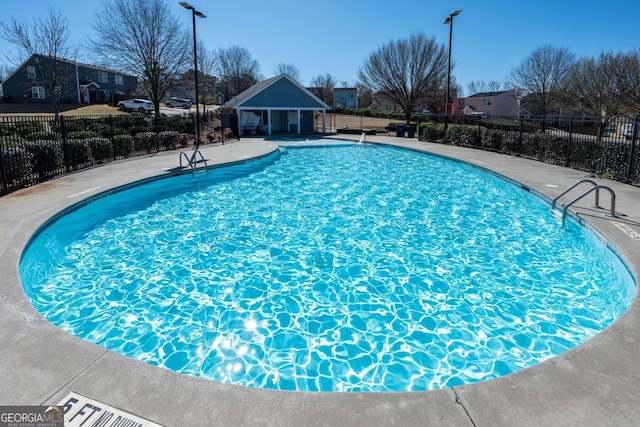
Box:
[109,115,116,161]
[0,117,7,191]
[626,115,639,182]
[566,116,573,167]
[518,117,524,155]
[60,115,70,173]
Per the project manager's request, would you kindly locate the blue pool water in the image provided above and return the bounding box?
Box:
[20,140,636,392]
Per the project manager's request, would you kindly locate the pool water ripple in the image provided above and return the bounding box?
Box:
[20,142,635,392]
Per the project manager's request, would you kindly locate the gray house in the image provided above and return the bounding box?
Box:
[333,87,357,109]
[221,74,330,136]
[0,54,137,106]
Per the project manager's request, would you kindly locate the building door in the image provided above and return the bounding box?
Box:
[288,111,298,133]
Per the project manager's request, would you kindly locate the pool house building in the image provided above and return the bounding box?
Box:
[220,74,330,136]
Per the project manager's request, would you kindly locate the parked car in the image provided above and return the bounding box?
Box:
[117,98,155,112]
[620,123,640,140]
[165,97,192,108]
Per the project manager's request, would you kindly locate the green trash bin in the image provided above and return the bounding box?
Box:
[407,125,416,138]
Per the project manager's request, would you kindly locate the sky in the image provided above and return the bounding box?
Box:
[1,0,639,95]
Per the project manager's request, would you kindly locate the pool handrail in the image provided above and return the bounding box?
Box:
[551,179,600,210]
[562,185,616,226]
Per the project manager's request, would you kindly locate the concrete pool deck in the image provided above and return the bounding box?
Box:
[1,135,639,426]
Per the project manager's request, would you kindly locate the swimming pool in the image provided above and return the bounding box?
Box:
[20,140,636,392]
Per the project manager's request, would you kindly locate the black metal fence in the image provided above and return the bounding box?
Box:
[0,114,204,195]
[418,114,640,187]
[3,112,640,195]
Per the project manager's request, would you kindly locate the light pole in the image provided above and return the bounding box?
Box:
[443,9,461,132]
[180,2,206,153]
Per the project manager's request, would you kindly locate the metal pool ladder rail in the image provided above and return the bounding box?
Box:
[179,149,208,172]
[551,179,616,225]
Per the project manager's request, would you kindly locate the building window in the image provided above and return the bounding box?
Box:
[115,75,124,85]
[27,66,36,79]
[98,71,108,83]
[483,99,492,106]
[32,86,45,99]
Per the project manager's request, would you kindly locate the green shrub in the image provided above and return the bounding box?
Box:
[501,131,522,154]
[65,139,92,170]
[14,121,44,137]
[0,123,15,137]
[419,122,445,141]
[88,137,113,162]
[482,129,503,151]
[134,131,158,152]
[67,131,100,139]
[100,126,129,138]
[113,135,134,158]
[27,131,61,141]
[519,132,545,160]
[543,136,569,165]
[24,141,62,178]
[158,131,178,150]
[3,147,33,183]
[446,124,479,146]
[157,116,193,134]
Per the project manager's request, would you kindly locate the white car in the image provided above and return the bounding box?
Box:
[117,98,155,112]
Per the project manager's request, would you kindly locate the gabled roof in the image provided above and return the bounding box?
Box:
[467,91,509,98]
[222,74,330,110]
[3,54,136,84]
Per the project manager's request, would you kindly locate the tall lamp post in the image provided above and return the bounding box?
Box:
[443,9,461,132]
[180,2,206,153]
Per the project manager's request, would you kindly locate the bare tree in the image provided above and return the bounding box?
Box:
[216,46,262,98]
[197,40,217,105]
[0,8,77,114]
[569,52,630,117]
[273,63,300,82]
[466,80,487,96]
[356,82,373,108]
[620,50,640,113]
[0,64,12,81]
[358,32,448,123]
[510,45,576,116]
[467,80,506,96]
[503,84,526,114]
[90,0,189,115]
[309,73,336,105]
[486,80,504,92]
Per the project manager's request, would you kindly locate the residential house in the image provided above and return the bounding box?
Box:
[0,54,137,106]
[333,87,357,109]
[370,91,400,112]
[439,88,460,114]
[463,91,518,117]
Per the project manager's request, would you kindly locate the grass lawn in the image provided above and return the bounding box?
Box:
[0,104,128,117]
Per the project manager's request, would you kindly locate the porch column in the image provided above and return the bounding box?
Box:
[322,110,326,133]
[267,109,272,136]
[297,109,301,134]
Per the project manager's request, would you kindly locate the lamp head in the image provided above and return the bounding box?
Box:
[179,2,193,10]
[443,17,451,24]
[451,9,462,16]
